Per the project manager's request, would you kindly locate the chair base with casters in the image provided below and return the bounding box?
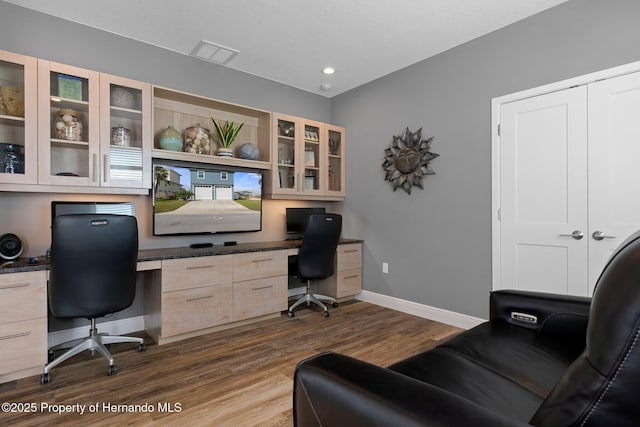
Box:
[40,318,145,384]
[288,280,338,318]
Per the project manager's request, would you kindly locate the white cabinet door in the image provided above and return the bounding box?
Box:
[587,71,640,294]
[499,87,589,295]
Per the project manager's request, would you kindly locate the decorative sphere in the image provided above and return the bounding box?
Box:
[238,143,260,160]
[111,87,135,109]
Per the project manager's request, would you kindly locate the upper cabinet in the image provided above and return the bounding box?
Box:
[152,86,271,169]
[0,49,346,199]
[37,59,151,191]
[266,113,345,200]
[0,50,37,185]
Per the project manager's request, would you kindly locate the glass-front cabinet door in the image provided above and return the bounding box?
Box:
[274,114,298,195]
[301,120,322,195]
[0,50,37,185]
[37,60,99,187]
[325,124,345,198]
[100,75,151,189]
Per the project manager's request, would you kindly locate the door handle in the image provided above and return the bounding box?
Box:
[592,231,615,241]
[559,230,584,240]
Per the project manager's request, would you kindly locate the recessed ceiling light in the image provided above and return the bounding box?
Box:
[322,67,336,75]
[320,83,333,91]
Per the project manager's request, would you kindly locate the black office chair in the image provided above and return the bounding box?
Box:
[41,214,145,384]
[288,213,342,318]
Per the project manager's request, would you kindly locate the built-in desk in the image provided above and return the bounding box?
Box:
[0,239,362,382]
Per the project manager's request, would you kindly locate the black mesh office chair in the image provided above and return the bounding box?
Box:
[40,214,145,384]
[288,213,342,318]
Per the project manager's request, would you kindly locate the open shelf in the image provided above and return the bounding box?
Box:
[152,149,271,170]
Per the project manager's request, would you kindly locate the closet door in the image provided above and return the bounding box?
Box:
[588,71,640,294]
[498,86,588,295]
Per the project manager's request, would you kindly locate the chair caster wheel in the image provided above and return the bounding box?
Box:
[138,343,146,352]
[288,311,295,318]
[332,301,338,308]
[108,364,117,376]
[40,372,51,384]
[323,310,330,318]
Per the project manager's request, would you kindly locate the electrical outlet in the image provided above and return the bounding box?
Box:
[382,262,389,274]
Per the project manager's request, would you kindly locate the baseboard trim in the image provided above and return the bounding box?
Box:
[356,290,485,330]
[47,316,145,347]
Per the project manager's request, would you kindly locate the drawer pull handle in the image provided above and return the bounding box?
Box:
[251,285,273,291]
[186,295,214,302]
[0,283,30,290]
[186,265,216,270]
[252,258,274,263]
[343,249,359,253]
[344,275,360,280]
[0,331,30,341]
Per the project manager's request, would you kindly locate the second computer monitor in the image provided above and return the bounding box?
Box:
[286,207,326,239]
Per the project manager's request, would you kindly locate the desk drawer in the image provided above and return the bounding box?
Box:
[161,284,232,337]
[232,250,288,282]
[338,244,362,271]
[0,271,47,324]
[162,255,232,292]
[0,318,47,376]
[336,269,362,298]
[233,275,287,321]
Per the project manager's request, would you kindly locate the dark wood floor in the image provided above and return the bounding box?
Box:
[0,301,461,426]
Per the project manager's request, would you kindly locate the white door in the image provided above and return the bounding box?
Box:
[498,86,589,295]
[587,71,640,294]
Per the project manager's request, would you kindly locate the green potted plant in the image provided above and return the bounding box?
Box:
[211,116,244,157]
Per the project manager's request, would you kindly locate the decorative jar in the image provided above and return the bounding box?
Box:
[110,124,131,147]
[158,125,183,151]
[184,123,212,155]
[54,109,83,141]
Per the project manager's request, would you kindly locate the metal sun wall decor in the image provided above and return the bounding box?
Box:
[382,127,439,194]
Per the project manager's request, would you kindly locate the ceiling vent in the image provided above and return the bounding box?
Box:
[190,40,239,65]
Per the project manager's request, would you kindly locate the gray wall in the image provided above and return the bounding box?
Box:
[331,0,640,318]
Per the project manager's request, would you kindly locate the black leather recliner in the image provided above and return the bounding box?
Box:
[293,230,640,426]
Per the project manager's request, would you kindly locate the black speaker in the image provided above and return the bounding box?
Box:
[0,233,23,260]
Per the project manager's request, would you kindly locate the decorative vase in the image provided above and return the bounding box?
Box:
[158,125,183,151]
[217,147,234,157]
[238,143,260,160]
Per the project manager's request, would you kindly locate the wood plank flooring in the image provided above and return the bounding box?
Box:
[0,301,461,426]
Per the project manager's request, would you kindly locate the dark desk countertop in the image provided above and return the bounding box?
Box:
[0,238,363,275]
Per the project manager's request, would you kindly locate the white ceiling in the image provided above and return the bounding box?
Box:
[5,0,568,97]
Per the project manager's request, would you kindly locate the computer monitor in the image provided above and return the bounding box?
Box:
[286,207,326,239]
